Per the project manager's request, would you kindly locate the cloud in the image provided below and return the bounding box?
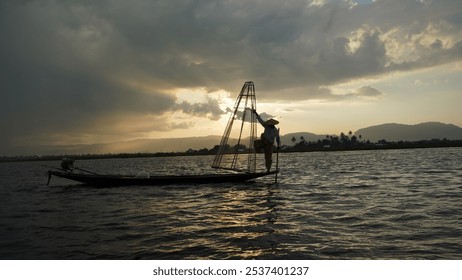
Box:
[172,97,227,120]
[0,1,177,150]
[262,85,384,102]
[167,122,195,130]
[352,86,384,97]
[1,0,461,154]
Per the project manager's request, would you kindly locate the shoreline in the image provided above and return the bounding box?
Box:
[1,139,461,163]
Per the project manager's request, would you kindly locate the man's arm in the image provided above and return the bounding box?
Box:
[253,109,266,126]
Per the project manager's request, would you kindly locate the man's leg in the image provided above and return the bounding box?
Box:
[264,144,273,172]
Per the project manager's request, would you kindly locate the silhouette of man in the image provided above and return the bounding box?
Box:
[252,109,280,172]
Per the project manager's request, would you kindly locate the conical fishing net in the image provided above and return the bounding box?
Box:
[211,81,259,173]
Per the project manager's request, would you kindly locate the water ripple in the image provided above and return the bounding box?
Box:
[1,148,462,259]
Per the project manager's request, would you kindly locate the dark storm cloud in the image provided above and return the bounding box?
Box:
[0,0,177,151]
[1,0,461,154]
[82,0,462,92]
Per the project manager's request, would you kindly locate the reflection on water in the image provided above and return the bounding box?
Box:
[0,148,461,259]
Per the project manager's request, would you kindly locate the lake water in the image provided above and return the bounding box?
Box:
[1,148,461,259]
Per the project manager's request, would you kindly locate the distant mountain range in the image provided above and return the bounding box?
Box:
[355,122,462,142]
[8,122,462,156]
[282,122,462,144]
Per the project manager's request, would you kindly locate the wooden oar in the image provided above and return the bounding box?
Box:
[275,128,280,184]
[75,167,100,176]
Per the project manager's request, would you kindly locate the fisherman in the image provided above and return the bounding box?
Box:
[61,158,74,173]
[252,109,280,173]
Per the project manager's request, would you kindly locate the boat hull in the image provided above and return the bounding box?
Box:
[48,170,278,186]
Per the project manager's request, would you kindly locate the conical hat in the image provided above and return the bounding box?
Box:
[265,118,279,125]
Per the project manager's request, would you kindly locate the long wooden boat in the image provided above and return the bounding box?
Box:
[47,170,278,187]
[47,82,280,187]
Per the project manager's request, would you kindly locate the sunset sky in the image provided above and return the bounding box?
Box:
[1,0,462,155]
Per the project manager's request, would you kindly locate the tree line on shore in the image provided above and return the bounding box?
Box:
[286,132,462,152]
[1,134,462,162]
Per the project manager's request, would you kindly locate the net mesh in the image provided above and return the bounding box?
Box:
[211,81,259,173]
